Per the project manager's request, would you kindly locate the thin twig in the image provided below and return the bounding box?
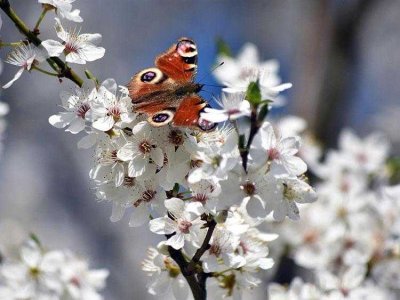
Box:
[240,107,259,171]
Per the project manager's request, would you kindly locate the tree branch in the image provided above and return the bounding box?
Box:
[240,107,260,171]
[0,0,84,87]
[166,216,216,300]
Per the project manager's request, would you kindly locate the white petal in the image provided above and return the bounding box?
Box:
[80,33,102,44]
[113,163,125,187]
[77,132,98,149]
[149,217,176,235]
[101,78,117,94]
[186,201,205,216]
[117,142,135,161]
[60,9,83,22]
[129,204,149,227]
[92,115,114,131]
[110,202,126,222]
[41,40,64,57]
[166,233,185,250]
[165,198,185,218]
[151,147,164,167]
[79,44,105,62]
[200,110,228,123]
[48,112,74,128]
[2,68,24,89]
[128,156,146,177]
[66,117,86,134]
[66,51,86,64]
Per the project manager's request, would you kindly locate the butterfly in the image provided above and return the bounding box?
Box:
[128,38,216,131]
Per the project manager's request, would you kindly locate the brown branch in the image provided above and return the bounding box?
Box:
[0,0,84,87]
[166,216,217,300]
[240,107,260,171]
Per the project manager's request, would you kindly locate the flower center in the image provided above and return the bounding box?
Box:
[123,176,135,187]
[190,159,203,169]
[239,241,249,255]
[64,41,79,54]
[241,181,256,196]
[193,193,208,204]
[178,220,192,234]
[168,129,184,146]
[283,183,296,201]
[70,276,81,287]
[77,103,90,118]
[142,190,156,202]
[209,243,222,257]
[139,140,152,154]
[268,148,280,160]
[107,106,121,121]
[133,189,157,207]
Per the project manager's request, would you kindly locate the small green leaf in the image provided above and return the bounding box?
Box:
[387,157,400,184]
[173,183,180,195]
[29,233,42,248]
[216,38,232,57]
[245,81,262,105]
[258,102,271,123]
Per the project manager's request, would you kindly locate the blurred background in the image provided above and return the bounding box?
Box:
[0,0,399,299]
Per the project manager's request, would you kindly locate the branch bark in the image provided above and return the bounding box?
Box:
[0,0,84,87]
[166,217,216,300]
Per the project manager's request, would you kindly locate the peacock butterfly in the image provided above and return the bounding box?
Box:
[128,38,216,131]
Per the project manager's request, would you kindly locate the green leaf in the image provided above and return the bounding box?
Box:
[258,102,271,123]
[216,38,232,57]
[245,81,262,105]
[29,233,42,248]
[387,157,400,184]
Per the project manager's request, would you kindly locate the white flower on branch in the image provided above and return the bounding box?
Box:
[214,43,292,102]
[187,128,239,184]
[250,122,307,176]
[200,92,251,123]
[42,18,105,64]
[220,169,275,219]
[142,245,189,300]
[90,79,136,132]
[39,0,83,22]
[49,87,96,134]
[117,122,164,178]
[2,44,47,89]
[0,238,108,300]
[201,227,243,272]
[149,198,205,250]
[270,175,317,222]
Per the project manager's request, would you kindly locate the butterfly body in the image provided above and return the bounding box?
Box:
[128,38,215,131]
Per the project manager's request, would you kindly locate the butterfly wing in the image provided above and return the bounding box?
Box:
[172,95,216,131]
[155,37,198,83]
[128,38,214,130]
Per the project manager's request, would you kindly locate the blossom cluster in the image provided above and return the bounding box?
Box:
[268,126,400,299]
[0,237,108,300]
[45,41,315,298]
[1,2,319,298]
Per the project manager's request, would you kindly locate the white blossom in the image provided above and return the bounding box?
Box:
[38,0,83,22]
[2,44,47,89]
[200,93,251,123]
[149,198,205,250]
[42,18,105,64]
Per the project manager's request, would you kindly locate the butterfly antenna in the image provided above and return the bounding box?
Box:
[198,61,225,84]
